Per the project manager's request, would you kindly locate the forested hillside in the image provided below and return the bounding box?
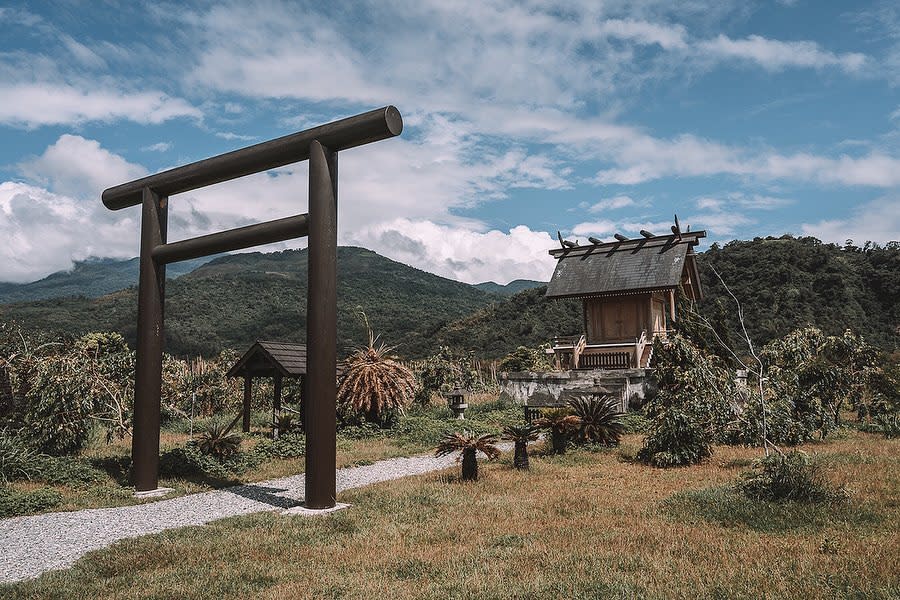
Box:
[697,237,900,351]
[0,256,213,304]
[0,247,496,358]
[2,236,897,359]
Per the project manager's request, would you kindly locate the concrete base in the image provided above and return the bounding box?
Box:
[282,502,351,516]
[133,487,175,499]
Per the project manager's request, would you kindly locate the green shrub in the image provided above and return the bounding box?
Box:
[637,407,712,467]
[0,429,45,483]
[497,346,552,373]
[160,441,261,481]
[39,456,106,487]
[738,451,847,503]
[620,412,650,434]
[251,433,306,459]
[0,485,62,518]
[874,414,900,439]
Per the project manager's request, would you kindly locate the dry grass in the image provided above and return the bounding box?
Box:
[3,430,897,599]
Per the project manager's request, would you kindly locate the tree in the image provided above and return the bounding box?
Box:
[337,315,417,425]
[435,431,501,481]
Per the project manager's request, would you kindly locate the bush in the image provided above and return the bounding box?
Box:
[874,414,900,439]
[0,429,45,483]
[620,413,650,434]
[637,408,712,467]
[0,485,62,518]
[739,451,846,503]
[39,456,106,487]
[498,346,552,373]
[251,433,306,459]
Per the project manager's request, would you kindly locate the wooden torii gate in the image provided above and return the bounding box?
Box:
[102,107,402,509]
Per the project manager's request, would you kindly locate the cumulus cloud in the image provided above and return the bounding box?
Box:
[18,134,147,199]
[0,182,139,282]
[346,219,557,284]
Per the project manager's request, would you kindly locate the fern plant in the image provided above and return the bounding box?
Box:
[435,431,501,481]
[501,424,540,470]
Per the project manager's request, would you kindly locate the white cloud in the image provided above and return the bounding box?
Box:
[0,83,201,128]
[347,219,557,284]
[800,197,900,245]
[141,142,172,153]
[588,195,635,212]
[0,182,139,282]
[18,134,147,199]
[697,34,866,72]
[570,220,618,238]
[597,19,688,50]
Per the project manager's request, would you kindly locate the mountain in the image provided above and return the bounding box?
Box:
[2,237,897,360]
[473,279,545,296]
[0,256,215,304]
[0,247,496,358]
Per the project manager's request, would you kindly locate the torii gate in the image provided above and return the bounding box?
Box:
[102,107,403,509]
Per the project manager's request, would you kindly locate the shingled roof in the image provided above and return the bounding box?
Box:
[227,340,307,378]
[545,231,705,299]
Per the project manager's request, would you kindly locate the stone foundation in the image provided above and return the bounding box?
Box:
[499,369,653,413]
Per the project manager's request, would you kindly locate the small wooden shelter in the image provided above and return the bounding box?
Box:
[546,222,705,369]
[227,340,307,437]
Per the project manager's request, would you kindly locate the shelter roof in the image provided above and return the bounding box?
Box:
[227,340,307,378]
[545,231,705,299]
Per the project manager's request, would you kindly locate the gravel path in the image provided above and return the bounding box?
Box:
[0,449,494,584]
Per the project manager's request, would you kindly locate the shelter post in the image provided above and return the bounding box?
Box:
[242,376,252,433]
[132,188,167,492]
[305,140,338,509]
[273,374,283,439]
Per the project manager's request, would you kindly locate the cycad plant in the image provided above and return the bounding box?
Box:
[502,424,540,470]
[435,431,501,481]
[337,315,416,425]
[568,395,625,446]
[533,408,581,454]
[196,420,242,460]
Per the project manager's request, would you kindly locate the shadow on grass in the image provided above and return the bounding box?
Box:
[662,486,881,533]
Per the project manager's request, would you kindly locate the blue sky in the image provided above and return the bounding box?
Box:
[1,1,898,284]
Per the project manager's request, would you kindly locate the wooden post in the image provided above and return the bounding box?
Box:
[242,376,252,433]
[132,188,167,492]
[305,140,338,509]
[669,289,677,324]
[273,374,283,440]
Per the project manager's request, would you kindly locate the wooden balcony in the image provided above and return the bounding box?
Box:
[548,331,654,370]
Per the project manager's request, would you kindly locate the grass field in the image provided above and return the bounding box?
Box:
[2,429,897,599]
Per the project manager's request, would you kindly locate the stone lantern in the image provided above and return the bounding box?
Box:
[445,388,469,420]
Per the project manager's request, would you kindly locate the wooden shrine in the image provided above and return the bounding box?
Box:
[545,220,705,370]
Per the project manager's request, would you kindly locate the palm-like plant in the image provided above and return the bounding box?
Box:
[568,395,625,446]
[502,424,540,470]
[197,420,242,459]
[435,431,501,481]
[338,315,417,425]
[533,408,581,454]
